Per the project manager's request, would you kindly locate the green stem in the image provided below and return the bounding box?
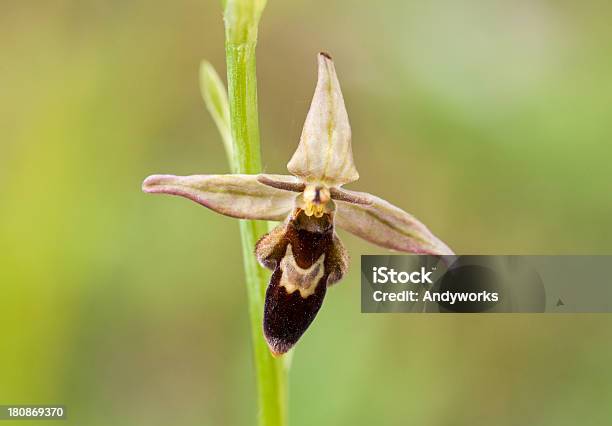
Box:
[223,2,288,425]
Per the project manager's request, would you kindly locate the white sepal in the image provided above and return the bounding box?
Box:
[334,189,454,255]
[142,174,296,221]
[287,53,359,187]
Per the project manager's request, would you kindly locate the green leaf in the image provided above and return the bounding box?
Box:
[199,61,234,170]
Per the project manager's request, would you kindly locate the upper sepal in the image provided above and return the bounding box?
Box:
[287,53,359,187]
[142,174,297,221]
[334,189,454,255]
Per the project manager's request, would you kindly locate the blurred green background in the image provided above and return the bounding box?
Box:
[1,0,612,425]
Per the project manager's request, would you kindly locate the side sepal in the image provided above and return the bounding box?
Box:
[142,174,296,221]
[335,189,454,255]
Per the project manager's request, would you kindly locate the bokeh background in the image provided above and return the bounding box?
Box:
[2,0,612,425]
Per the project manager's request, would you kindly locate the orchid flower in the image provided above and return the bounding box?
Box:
[142,52,453,355]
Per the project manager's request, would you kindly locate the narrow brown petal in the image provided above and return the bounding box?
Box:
[257,174,306,193]
[329,187,373,205]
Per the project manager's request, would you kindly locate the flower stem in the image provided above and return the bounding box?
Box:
[223,1,288,425]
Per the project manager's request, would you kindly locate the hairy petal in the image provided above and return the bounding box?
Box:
[257,174,306,193]
[330,187,372,205]
[335,190,454,255]
[287,52,359,187]
[142,174,296,221]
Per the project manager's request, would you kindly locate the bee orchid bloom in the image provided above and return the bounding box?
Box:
[143,52,453,355]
